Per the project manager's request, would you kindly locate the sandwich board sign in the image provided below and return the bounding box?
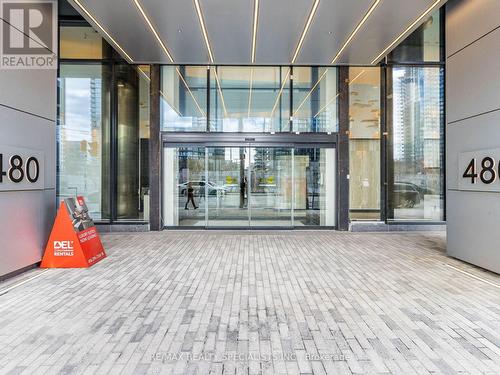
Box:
[41,196,106,268]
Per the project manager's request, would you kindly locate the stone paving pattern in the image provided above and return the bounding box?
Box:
[0,231,499,374]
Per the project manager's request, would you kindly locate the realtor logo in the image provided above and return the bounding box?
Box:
[1,0,57,69]
[54,240,74,256]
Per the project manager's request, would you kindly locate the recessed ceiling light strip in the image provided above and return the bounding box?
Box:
[194,0,215,63]
[212,68,228,117]
[371,0,441,64]
[73,0,133,62]
[271,68,291,117]
[133,0,174,62]
[331,0,380,64]
[251,0,259,63]
[247,68,254,118]
[291,0,320,64]
[175,67,206,118]
[293,68,328,116]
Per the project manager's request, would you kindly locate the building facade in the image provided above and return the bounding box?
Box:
[57,3,445,231]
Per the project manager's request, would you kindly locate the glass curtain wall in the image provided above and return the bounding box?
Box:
[385,9,445,222]
[387,66,444,221]
[349,67,381,220]
[161,66,207,131]
[58,24,150,222]
[161,66,337,133]
[58,64,111,220]
[210,67,290,132]
[293,67,338,132]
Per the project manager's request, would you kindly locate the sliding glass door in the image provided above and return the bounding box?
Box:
[249,147,293,227]
[163,145,336,228]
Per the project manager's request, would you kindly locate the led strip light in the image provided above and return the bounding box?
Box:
[72,0,133,62]
[133,0,174,62]
[194,0,214,63]
[291,0,320,64]
[331,0,380,64]
[251,0,259,63]
[371,0,441,64]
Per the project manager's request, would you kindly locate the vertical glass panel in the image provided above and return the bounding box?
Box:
[115,65,150,221]
[388,66,444,221]
[207,147,249,226]
[58,64,111,220]
[160,66,207,131]
[294,148,336,226]
[293,67,338,132]
[249,147,292,227]
[163,147,206,226]
[60,26,110,59]
[210,66,290,132]
[349,67,381,220]
[388,9,442,63]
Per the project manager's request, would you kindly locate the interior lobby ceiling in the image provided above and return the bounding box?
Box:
[68,0,447,65]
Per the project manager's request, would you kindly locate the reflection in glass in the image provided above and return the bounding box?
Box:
[116,65,150,221]
[388,9,441,62]
[60,26,110,59]
[249,147,292,227]
[210,67,290,132]
[293,67,338,132]
[349,67,381,220]
[58,64,111,220]
[388,66,444,221]
[294,148,336,226]
[163,146,336,227]
[207,147,249,226]
[161,66,207,131]
[163,147,206,226]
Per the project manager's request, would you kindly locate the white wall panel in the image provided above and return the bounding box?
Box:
[447,190,500,273]
[446,0,500,273]
[446,0,500,57]
[446,27,500,123]
[0,69,56,121]
[446,110,500,190]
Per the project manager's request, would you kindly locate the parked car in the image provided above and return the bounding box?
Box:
[393,182,421,208]
[178,181,227,196]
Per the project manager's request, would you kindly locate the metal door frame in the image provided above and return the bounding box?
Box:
[162,132,337,229]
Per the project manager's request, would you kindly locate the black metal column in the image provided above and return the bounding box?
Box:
[149,65,161,230]
[337,67,350,230]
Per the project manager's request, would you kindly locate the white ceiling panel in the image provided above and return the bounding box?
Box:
[201,0,254,64]
[68,0,447,66]
[256,0,315,64]
[68,0,164,63]
[296,0,374,65]
[141,0,208,63]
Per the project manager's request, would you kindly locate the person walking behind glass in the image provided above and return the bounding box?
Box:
[185,182,198,210]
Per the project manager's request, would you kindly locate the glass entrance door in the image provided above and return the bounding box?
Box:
[207,147,249,227]
[163,145,336,228]
[249,147,293,227]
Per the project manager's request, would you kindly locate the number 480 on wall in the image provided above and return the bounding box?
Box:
[463,157,497,184]
[0,153,40,184]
